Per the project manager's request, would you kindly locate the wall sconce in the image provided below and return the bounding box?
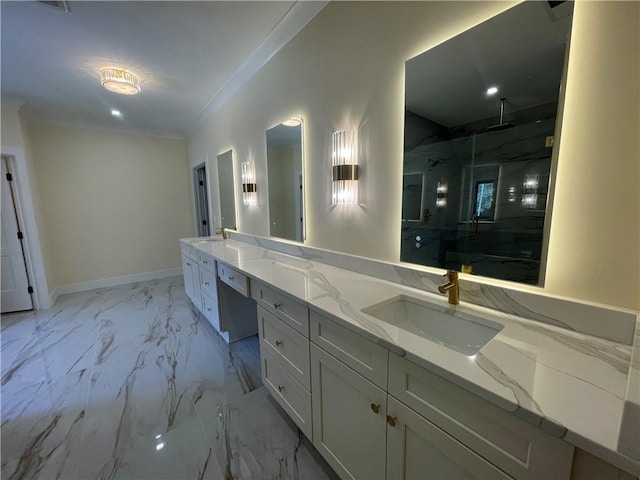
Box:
[242,161,257,206]
[331,130,359,205]
[521,174,539,208]
[436,181,448,207]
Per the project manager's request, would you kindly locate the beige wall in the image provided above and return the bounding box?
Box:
[544,1,640,310]
[188,1,639,310]
[28,122,193,288]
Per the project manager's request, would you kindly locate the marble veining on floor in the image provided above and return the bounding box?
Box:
[1,276,336,480]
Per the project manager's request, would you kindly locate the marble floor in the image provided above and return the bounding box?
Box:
[1,276,337,480]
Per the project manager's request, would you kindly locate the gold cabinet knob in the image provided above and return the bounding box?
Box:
[386,415,397,427]
[273,303,281,310]
[277,385,284,392]
[370,403,380,414]
[229,276,235,281]
[275,340,283,347]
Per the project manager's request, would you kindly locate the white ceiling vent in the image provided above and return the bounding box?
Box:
[36,1,71,13]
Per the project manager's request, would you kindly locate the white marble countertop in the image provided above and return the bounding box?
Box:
[181,236,639,475]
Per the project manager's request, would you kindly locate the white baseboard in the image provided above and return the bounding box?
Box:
[49,268,183,305]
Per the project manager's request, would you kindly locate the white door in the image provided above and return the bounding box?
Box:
[1,156,33,313]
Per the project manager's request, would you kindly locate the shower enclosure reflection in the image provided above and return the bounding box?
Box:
[401,1,573,285]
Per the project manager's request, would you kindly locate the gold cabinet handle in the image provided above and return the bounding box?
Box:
[386,415,397,427]
[277,385,284,392]
[204,281,209,286]
[275,340,283,347]
[229,276,235,281]
[273,303,281,310]
[207,308,211,312]
[186,262,191,266]
[370,403,380,414]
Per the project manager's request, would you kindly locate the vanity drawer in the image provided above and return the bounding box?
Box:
[251,282,309,337]
[310,310,388,389]
[217,262,249,297]
[262,349,312,439]
[201,289,220,332]
[388,354,574,480]
[200,267,217,297]
[181,243,197,260]
[258,306,310,390]
[198,252,215,271]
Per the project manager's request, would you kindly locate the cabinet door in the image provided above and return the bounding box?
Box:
[386,397,512,480]
[182,255,195,302]
[311,344,386,480]
[201,289,220,332]
[190,260,202,310]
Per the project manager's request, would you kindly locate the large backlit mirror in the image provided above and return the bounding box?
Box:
[401,1,573,285]
[266,118,304,242]
[217,150,237,230]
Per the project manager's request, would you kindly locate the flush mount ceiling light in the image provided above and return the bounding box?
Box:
[486,86,498,96]
[100,69,140,95]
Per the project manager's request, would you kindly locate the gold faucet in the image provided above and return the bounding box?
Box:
[215,227,227,240]
[438,270,460,305]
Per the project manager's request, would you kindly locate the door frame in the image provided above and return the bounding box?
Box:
[193,162,211,237]
[1,147,51,309]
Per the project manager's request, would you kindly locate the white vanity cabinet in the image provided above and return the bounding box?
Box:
[198,254,220,332]
[255,281,313,438]
[310,343,387,480]
[388,354,574,480]
[181,244,201,310]
[309,311,389,479]
[308,312,574,480]
[180,243,256,343]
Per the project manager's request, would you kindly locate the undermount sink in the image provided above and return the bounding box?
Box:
[194,238,222,244]
[361,295,503,356]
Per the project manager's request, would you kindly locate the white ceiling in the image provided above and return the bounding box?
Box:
[1,1,326,138]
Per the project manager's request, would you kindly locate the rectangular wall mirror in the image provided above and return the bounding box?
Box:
[401,1,573,285]
[217,149,237,230]
[266,119,304,242]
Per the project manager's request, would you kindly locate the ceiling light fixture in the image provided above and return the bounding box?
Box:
[486,86,498,96]
[101,69,140,95]
[111,109,121,117]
